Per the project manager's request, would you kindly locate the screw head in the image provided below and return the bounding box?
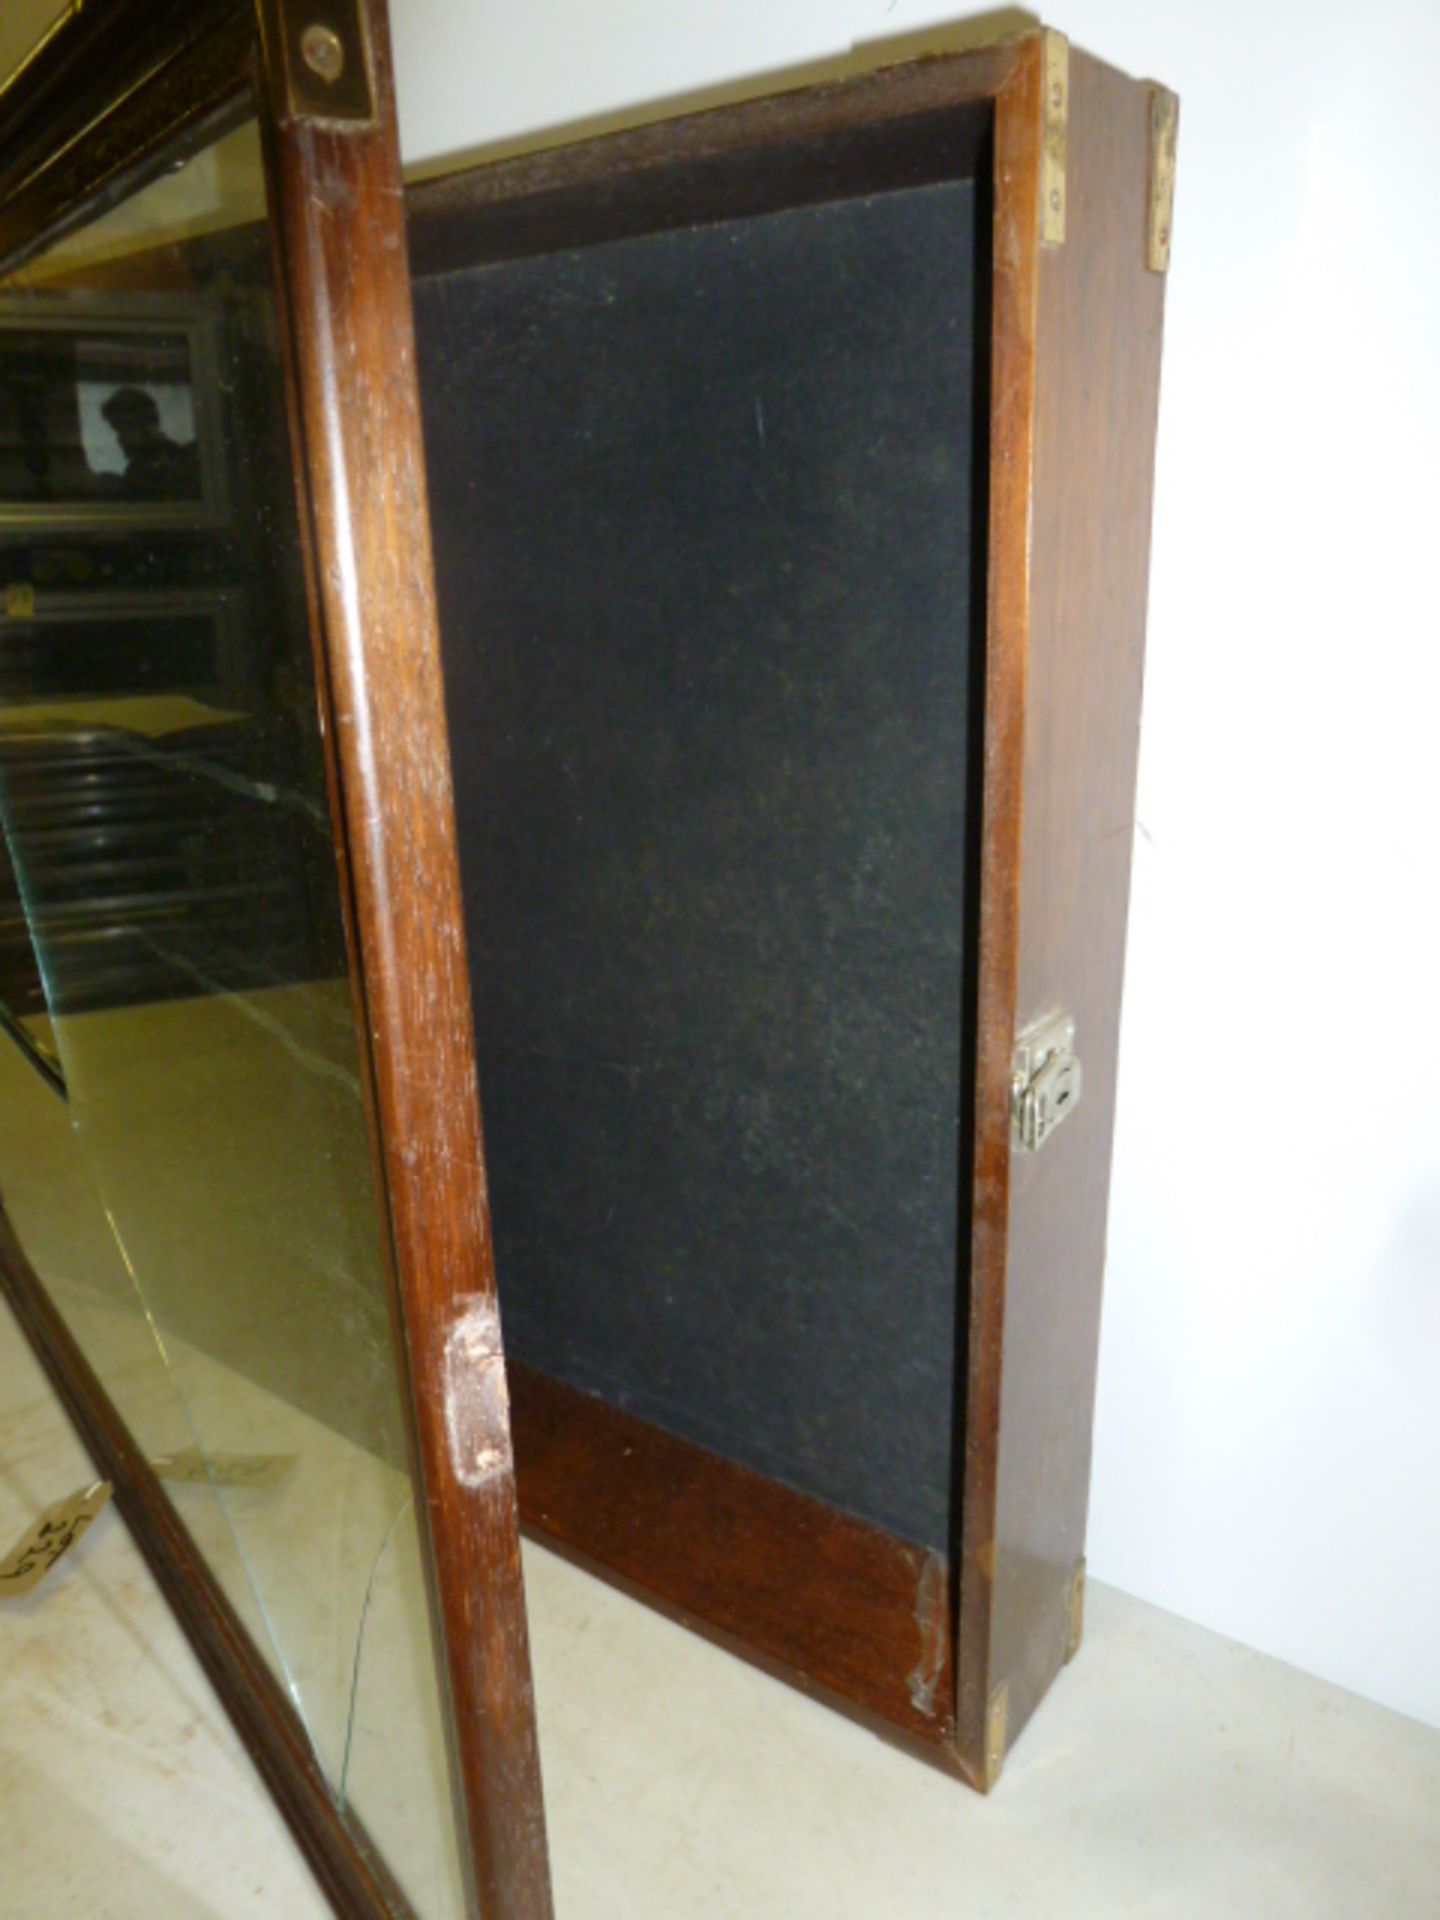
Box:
[300,22,345,83]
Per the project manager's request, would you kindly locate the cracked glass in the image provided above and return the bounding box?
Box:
[0,116,465,1917]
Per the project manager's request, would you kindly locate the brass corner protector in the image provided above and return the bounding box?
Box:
[1039,29,1069,249]
[983,1680,1009,1791]
[1065,1557,1087,1663]
[1147,85,1179,272]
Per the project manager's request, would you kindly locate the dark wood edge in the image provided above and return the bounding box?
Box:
[954,35,1043,1787]
[406,98,995,278]
[255,0,553,1912]
[412,38,1022,217]
[406,41,1019,278]
[0,1201,416,1920]
[981,46,1169,1769]
[509,1363,967,1768]
[0,6,253,278]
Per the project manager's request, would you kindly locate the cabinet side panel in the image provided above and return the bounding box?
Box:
[987,50,1167,1758]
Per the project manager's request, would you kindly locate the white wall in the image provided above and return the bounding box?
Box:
[1058,2,1440,1736]
[388,0,1440,1731]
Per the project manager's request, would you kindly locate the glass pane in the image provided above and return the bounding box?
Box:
[0,117,465,1917]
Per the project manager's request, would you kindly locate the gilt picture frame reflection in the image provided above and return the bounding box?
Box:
[0,296,227,530]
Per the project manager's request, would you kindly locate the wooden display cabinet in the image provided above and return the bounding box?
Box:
[406,27,1175,1793]
[0,6,1174,1914]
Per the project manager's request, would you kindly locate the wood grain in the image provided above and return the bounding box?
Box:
[406,62,1003,277]
[255,0,553,1910]
[511,1362,959,1759]
[982,46,1168,1768]
[954,30,1045,1787]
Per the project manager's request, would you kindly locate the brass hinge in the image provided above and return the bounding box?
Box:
[1065,1557,1087,1662]
[267,0,377,126]
[1147,86,1179,272]
[983,1680,1010,1790]
[1040,29,1069,248]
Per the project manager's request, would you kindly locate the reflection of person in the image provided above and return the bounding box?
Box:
[100,386,201,501]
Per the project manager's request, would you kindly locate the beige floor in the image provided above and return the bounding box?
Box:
[3,1297,1438,1920]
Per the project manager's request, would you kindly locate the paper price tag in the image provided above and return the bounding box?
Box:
[0,1482,112,1599]
[3,581,35,620]
[152,1449,295,1491]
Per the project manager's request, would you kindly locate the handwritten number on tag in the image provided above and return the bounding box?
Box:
[0,1483,113,1599]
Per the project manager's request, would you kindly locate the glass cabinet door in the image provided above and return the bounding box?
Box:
[0,9,549,1918]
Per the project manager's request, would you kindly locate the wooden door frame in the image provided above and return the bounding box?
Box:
[0,4,552,1915]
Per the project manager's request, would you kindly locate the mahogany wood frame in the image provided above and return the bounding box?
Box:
[404,32,1171,1791]
[0,3,552,1916]
[0,11,1172,1905]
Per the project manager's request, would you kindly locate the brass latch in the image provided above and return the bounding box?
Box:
[1011,1012,1081,1152]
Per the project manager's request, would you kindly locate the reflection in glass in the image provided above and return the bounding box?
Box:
[0,304,222,522]
[0,119,464,1916]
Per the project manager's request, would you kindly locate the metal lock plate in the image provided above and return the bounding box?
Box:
[270,0,376,125]
[1012,1011,1081,1152]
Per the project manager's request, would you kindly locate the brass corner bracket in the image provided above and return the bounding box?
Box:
[1065,1557,1087,1662]
[983,1680,1010,1790]
[1147,85,1179,272]
[1039,29,1069,249]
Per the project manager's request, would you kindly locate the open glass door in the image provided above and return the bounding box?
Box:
[0,8,550,1917]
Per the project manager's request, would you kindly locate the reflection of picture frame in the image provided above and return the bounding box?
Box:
[0,586,245,704]
[0,295,227,531]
